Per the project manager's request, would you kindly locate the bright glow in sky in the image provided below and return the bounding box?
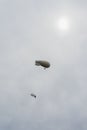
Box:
[57,16,70,32]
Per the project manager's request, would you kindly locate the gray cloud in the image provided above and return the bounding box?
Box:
[0,0,87,130]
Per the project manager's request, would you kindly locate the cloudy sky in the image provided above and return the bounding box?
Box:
[0,0,87,130]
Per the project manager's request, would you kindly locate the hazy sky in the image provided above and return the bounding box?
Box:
[0,0,87,130]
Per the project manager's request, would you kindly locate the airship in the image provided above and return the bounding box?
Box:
[30,93,36,98]
[35,60,50,69]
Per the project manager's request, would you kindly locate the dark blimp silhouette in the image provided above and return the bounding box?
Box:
[35,60,50,69]
[30,93,36,98]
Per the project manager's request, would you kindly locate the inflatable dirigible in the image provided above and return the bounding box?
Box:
[35,60,50,69]
[30,93,36,98]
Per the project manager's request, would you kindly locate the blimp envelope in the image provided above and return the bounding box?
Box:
[35,60,50,69]
[30,93,36,98]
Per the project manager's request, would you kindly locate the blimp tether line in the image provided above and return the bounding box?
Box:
[35,60,50,69]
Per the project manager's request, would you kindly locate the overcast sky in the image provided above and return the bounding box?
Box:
[0,0,87,130]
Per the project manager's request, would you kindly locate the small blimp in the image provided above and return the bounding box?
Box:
[30,93,36,98]
[35,60,50,69]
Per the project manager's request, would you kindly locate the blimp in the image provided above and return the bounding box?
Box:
[35,60,50,69]
[30,93,36,98]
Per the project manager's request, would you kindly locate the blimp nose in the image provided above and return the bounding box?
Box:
[35,61,40,66]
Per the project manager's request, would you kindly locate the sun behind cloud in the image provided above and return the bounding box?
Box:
[57,16,70,33]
